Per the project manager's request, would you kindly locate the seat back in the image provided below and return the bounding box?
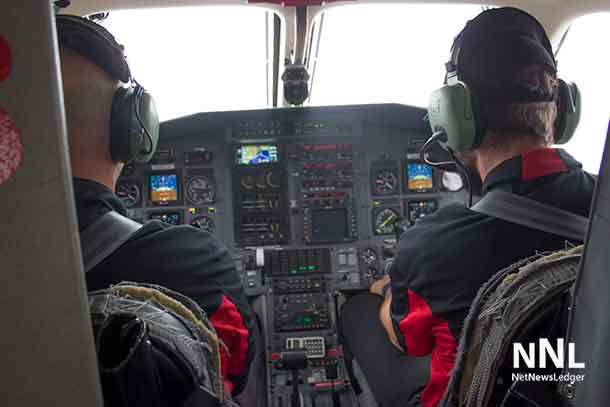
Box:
[89,282,235,407]
[441,247,583,407]
[562,121,610,406]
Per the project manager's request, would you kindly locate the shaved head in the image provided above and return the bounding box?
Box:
[59,46,123,188]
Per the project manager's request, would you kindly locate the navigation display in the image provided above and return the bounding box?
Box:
[150,173,178,203]
[406,162,434,192]
[311,209,349,243]
[236,144,279,165]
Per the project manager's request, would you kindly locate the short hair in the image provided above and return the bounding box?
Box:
[478,66,558,150]
[59,46,120,162]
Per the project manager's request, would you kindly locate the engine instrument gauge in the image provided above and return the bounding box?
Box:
[241,175,255,190]
[374,207,400,235]
[360,248,378,265]
[441,171,464,192]
[373,169,398,195]
[190,216,215,233]
[116,182,141,208]
[266,171,281,189]
[185,175,215,205]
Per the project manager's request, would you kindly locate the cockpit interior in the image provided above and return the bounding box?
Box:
[2,1,610,407]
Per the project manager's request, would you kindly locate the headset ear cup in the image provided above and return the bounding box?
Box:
[109,86,159,163]
[134,90,159,163]
[554,79,581,145]
[110,86,132,163]
[428,81,478,151]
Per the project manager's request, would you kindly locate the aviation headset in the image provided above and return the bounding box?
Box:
[56,14,159,163]
[427,7,581,152]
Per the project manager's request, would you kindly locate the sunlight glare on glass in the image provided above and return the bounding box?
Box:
[558,12,610,174]
[310,4,483,107]
[102,7,268,121]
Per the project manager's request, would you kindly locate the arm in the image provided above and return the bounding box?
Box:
[87,223,256,395]
[371,267,435,356]
[370,276,404,351]
[158,227,256,395]
[190,233,255,396]
[379,288,406,351]
[209,294,252,395]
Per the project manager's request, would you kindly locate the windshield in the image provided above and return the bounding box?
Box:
[310,4,484,107]
[102,7,269,121]
[557,12,610,174]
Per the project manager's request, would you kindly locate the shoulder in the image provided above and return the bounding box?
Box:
[391,203,494,284]
[131,220,229,254]
[398,203,484,247]
[91,220,240,299]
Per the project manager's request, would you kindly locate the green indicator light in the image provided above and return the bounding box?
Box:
[290,269,297,274]
[295,315,314,324]
[299,266,306,270]
[308,265,316,271]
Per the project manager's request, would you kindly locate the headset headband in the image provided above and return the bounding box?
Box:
[56,14,131,83]
[446,7,557,104]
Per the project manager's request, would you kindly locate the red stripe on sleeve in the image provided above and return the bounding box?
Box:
[399,290,458,407]
[421,321,458,407]
[522,148,567,181]
[400,289,435,356]
[209,295,250,395]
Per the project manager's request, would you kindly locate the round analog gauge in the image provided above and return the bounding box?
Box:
[360,248,378,265]
[255,173,268,189]
[116,182,141,208]
[266,171,281,189]
[373,169,398,195]
[441,171,464,192]
[186,176,215,205]
[190,216,215,233]
[374,208,400,235]
[241,175,255,190]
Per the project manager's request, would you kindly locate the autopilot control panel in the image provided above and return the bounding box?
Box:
[116,104,468,407]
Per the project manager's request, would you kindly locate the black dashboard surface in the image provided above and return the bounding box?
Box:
[117,103,467,407]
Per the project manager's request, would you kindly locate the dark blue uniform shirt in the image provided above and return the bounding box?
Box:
[73,177,256,395]
[389,148,595,407]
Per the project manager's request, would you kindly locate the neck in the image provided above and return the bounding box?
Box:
[475,135,549,181]
[70,156,122,191]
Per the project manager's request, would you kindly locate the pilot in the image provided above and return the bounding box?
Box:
[56,15,256,398]
[341,7,596,407]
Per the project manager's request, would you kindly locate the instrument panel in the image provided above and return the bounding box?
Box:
[117,104,467,407]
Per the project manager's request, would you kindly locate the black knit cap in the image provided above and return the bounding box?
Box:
[449,7,557,102]
[56,14,131,83]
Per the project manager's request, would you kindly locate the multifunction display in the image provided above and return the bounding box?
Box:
[235,144,279,165]
[298,144,358,244]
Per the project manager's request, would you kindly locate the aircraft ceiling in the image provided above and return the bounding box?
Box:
[64,0,610,41]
